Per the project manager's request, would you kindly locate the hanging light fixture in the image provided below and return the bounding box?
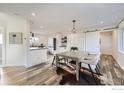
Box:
[72,20,77,33]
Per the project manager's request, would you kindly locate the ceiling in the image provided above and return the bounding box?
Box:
[0,3,124,34]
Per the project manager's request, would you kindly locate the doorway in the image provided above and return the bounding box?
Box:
[0,27,5,67]
[100,31,112,55]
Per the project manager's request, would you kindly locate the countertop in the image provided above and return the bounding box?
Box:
[29,47,48,50]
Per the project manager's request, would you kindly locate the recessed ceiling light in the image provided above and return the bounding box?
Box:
[31,13,36,16]
[100,21,104,24]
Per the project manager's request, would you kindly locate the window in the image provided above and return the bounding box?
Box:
[120,29,124,52]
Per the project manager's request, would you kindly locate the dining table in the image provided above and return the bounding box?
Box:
[55,51,98,81]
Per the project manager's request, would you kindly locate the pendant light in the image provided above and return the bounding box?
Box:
[72,20,77,33]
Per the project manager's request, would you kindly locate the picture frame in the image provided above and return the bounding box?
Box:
[9,32,23,44]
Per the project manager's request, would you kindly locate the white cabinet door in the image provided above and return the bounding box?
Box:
[27,49,47,67]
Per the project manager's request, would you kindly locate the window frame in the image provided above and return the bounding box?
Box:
[119,28,124,53]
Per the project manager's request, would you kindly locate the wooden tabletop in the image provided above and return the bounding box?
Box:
[56,51,98,64]
[56,51,88,60]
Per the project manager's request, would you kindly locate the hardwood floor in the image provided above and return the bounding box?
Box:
[0,63,62,85]
[100,54,124,85]
[0,55,124,85]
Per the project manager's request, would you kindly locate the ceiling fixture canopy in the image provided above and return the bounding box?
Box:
[72,20,77,33]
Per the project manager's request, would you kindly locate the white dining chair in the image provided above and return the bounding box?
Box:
[80,54,101,84]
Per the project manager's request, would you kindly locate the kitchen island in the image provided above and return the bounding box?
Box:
[27,47,48,67]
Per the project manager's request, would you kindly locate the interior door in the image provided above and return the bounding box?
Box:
[100,32,112,55]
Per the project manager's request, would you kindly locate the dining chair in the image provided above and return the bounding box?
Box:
[80,54,101,84]
[70,47,78,52]
[68,47,79,65]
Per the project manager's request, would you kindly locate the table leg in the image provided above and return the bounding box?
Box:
[76,59,79,81]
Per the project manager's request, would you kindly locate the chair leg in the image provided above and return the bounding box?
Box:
[95,68,99,75]
[54,56,60,67]
[58,57,61,67]
[65,58,68,64]
[88,64,98,85]
[95,66,101,77]
[96,65,102,76]
[52,56,56,66]
[64,58,67,64]
[96,65,100,73]
[97,62,100,69]
[56,56,60,67]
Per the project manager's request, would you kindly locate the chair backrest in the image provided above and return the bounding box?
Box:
[81,54,100,65]
[88,54,100,65]
[70,47,78,52]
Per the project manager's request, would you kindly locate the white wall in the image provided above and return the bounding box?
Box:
[67,33,85,51]
[112,29,124,70]
[31,29,50,47]
[32,33,48,46]
[0,32,2,61]
[100,31,112,55]
[86,32,100,54]
[47,33,85,54]
[0,44,2,61]
[0,12,30,66]
[39,36,48,46]
[47,32,100,54]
